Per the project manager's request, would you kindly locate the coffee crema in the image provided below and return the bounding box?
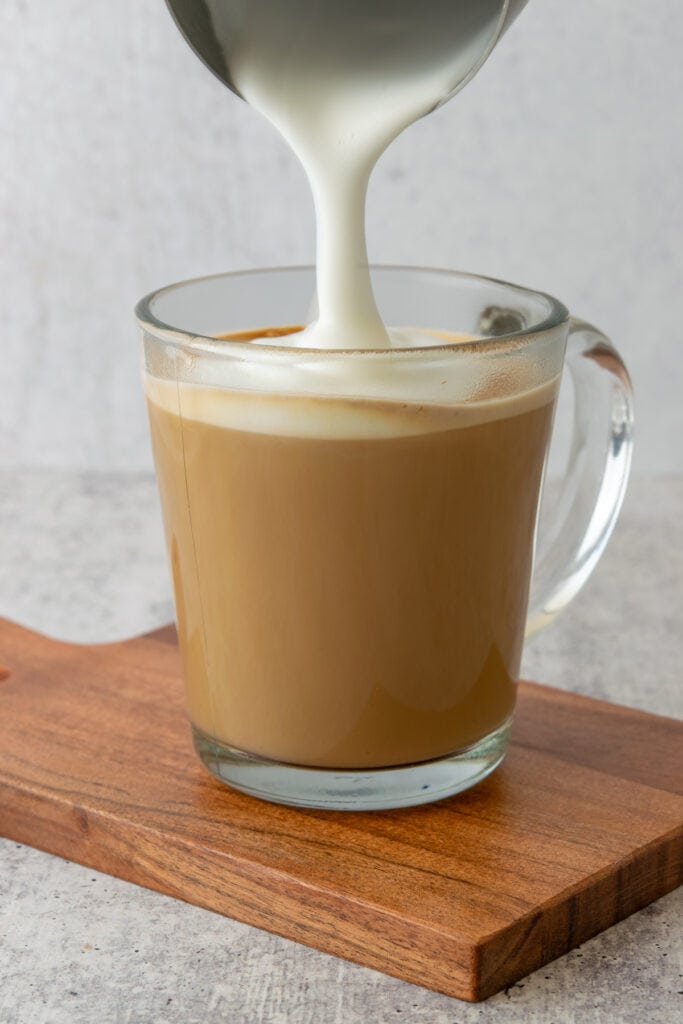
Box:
[146,326,557,769]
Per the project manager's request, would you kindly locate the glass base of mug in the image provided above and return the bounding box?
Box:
[192,718,511,811]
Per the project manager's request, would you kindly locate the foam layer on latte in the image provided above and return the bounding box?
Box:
[145,327,557,441]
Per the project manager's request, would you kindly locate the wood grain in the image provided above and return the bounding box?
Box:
[0,617,681,1002]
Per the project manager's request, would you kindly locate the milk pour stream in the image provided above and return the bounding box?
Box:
[168,0,528,350]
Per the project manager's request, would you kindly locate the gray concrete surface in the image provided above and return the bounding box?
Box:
[0,471,681,1023]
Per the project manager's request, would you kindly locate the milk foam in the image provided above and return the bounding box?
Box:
[145,348,557,441]
[248,325,461,350]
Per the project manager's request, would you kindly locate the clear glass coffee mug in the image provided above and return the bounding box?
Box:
[136,267,633,810]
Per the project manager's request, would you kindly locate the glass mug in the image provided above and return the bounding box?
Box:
[136,267,633,810]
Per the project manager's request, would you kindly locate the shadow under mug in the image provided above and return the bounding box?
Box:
[136,267,633,810]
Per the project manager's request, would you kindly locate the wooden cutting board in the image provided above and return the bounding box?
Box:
[0,616,681,1002]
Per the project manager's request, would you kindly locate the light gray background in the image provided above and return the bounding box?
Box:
[1,0,681,473]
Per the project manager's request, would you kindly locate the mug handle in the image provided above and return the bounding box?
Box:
[526,317,634,639]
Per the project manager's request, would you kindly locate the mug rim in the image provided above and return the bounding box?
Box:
[135,264,570,356]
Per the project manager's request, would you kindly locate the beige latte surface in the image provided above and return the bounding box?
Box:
[145,333,556,769]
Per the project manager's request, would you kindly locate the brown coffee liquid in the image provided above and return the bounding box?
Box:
[146,329,556,769]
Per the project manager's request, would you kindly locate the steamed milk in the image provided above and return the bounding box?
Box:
[178,0,518,348]
[147,1,554,769]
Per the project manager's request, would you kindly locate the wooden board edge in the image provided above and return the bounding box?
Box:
[473,824,683,1001]
[0,780,483,1002]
